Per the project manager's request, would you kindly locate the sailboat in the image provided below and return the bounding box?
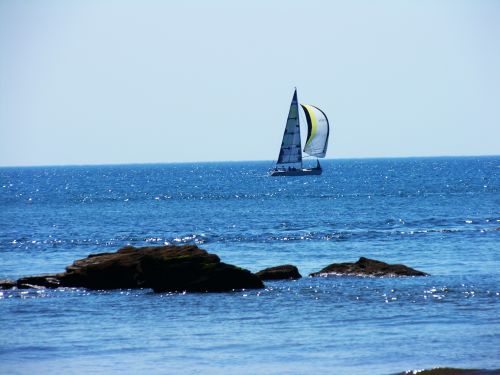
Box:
[269,89,330,176]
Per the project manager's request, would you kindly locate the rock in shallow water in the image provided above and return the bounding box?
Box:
[310,257,428,277]
[0,279,17,289]
[393,368,500,375]
[256,265,302,280]
[16,275,62,289]
[5,245,264,293]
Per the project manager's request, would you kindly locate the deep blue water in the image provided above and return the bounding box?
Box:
[0,157,499,374]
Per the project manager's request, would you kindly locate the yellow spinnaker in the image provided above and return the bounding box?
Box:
[302,104,317,147]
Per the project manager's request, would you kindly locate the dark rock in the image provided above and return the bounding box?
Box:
[136,246,264,292]
[17,275,62,289]
[59,246,151,290]
[256,265,302,280]
[9,245,264,293]
[310,257,428,277]
[0,279,17,290]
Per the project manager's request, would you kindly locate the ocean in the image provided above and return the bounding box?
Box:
[0,157,499,374]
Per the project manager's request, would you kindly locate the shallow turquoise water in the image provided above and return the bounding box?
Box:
[1,157,499,374]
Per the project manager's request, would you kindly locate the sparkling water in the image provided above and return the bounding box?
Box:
[1,157,499,374]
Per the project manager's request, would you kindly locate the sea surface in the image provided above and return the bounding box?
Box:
[0,157,499,375]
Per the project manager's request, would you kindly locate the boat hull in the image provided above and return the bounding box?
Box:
[269,168,322,176]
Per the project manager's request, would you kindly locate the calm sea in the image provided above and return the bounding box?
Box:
[0,157,499,374]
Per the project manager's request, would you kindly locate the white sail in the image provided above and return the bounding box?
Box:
[277,89,302,166]
[269,89,329,176]
[301,104,329,158]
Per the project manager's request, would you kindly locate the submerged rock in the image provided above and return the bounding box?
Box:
[256,265,302,280]
[310,257,428,277]
[3,245,264,293]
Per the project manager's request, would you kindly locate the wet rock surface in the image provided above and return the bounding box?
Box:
[0,279,17,289]
[256,265,302,280]
[310,257,428,277]
[3,245,264,293]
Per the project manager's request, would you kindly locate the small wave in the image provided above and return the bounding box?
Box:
[2,224,498,251]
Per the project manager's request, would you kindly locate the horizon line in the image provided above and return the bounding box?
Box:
[0,153,498,169]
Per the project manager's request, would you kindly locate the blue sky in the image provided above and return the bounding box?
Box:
[1,0,499,166]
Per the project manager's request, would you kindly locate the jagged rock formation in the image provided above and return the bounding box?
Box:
[1,245,264,293]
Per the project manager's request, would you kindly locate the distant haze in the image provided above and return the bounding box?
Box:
[1,0,499,167]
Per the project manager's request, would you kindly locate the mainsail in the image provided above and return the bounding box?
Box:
[276,89,302,166]
[301,104,330,158]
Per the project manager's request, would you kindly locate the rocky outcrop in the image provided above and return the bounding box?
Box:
[310,257,428,277]
[256,265,302,281]
[2,245,264,293]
